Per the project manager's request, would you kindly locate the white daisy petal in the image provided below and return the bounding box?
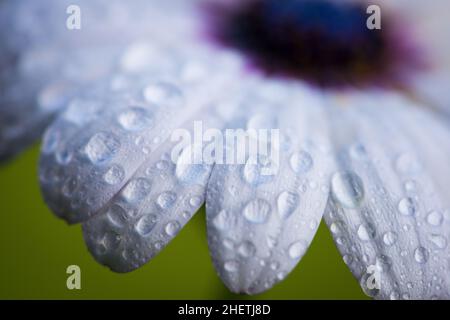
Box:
[323,90,450,300]
[81,114,220,272]
[206,80,336,294]
[0,0,200,160]
[376,0,450,115]
[39,40,241,271]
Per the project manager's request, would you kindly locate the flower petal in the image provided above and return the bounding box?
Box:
[39,41,243,271]
[378,0,450,116]
[206,80,336,294]
[323,90,450,299]
[0,0,200,161]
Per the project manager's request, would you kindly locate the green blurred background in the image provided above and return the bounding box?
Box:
[0,144,367,299]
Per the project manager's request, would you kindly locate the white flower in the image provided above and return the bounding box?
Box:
[1,0,450,299]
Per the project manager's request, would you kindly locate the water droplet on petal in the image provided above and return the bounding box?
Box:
[107,204,128,228]
[426,211,443,226]
[224,260,239,272]
[117,107,153,131]
[288,240,307,259]
[212,210,235,230]
[175,145,209,184]
[357,223,375,241]
[238,241,256,258]
[289,151,313,174]
[277,191,299,219]
[429,234,447,249]
[383,231,398,246]
[135,214,158,237]
[331,171,364,208]
[164,220,180,236]
[414,246,429,264]
[243,198,271,223]
[84,132,120,164]
[398,197,416,216]
[122,178,151,203]
[375,255,392,272]
[103,164,125,185]
[143,82,183,108]
[157,191,177,209]
[102,231,121,251]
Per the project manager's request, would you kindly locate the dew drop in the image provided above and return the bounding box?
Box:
[224,260,239,272]
[376,255,392,272]
[383,231,398,247]
[165,220,181,236]
[117,107,153,131]
[426,211,443,226]
[398,197,416,216]
[107,204,128,228]
[330,221,344,234]
[289,151,313,174]
[135,214,158,237]
[429,234,447,249]
[157,191,177,209]
[84,132,120,164]
[331,171,364,208]
[122,178,151,203]
[288,240,307,259]
[143,82,183,108]
[103,164,125,185]
[357,223,375,241]
[243,155,274,185]
[189,195,203,208]
[277,191,299,219]
[238,241,256,258]
[414,246,429,264]
[243,198,271,223]
[175,145,209,184]
[212,210,235,230]
[102,231,121,251]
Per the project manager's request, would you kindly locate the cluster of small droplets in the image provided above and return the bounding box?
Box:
[324,93,450,300]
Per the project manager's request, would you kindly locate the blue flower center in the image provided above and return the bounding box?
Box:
[204,0,425,88]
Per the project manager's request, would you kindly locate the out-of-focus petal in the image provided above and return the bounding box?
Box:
[323,89,450,299]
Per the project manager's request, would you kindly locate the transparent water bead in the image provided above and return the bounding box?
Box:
[243,155,275,185]
[398,197,416,216]
[429,234,447,249]
[331,171,365,208]
[165,220,181,236]
[122,178,152,203]
[426,211,443,226]
[107,204,128,228]
[117,107,153,131]
[103,164,125,185]
[414,246,429,264]
[289,151,313,174]
[157,191,177,210]
[382,231,398,246]
[213,210,236,231]
[143,82,184,108]
[84,132,120,164]
[276,191,299,219]
[135,214,158,237]
[288,240,307,259]
[237,241,256,258]
[224,260,239,272]
[357,223,376,241]
[243,198,271,224]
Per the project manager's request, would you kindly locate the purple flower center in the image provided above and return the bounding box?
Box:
[203,0,426,88]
